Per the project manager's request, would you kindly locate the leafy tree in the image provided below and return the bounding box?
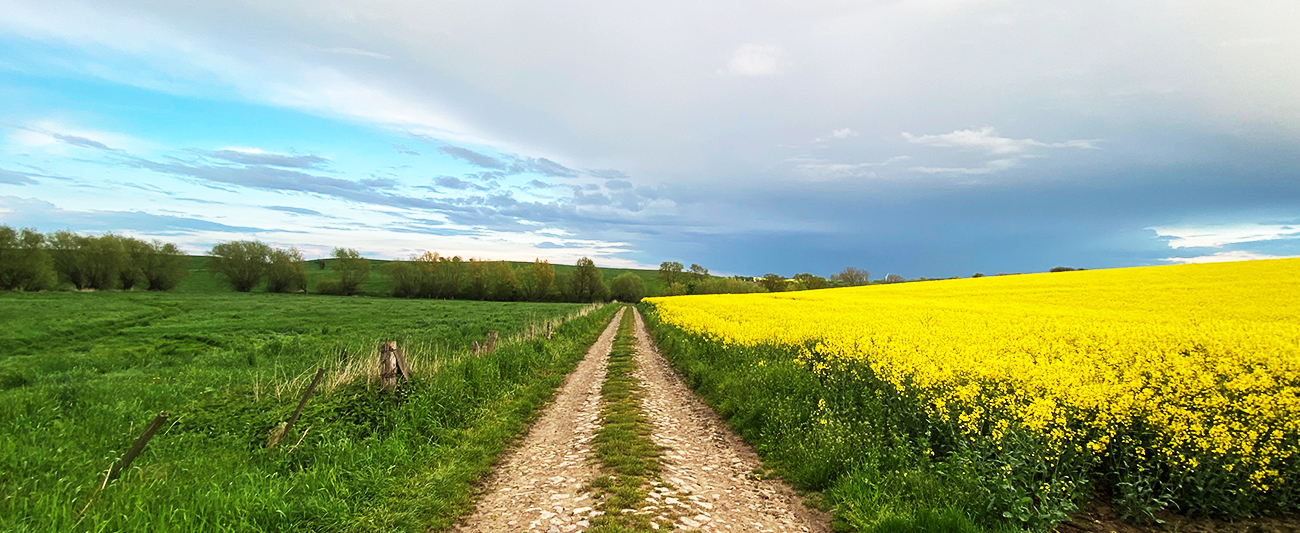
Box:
[1050,266,1081,273]
[265,247,307,293]
[489,261,518,301]
[520,258,555,301]
[49,232,124,290]
[383,259,421,298]
[209,240,272,292]
[609,272,646,302]
[658,261,683,285]
[760,273,787,292]
[466,259,490,299]
[792,272,830,290]
[833,266,870,287]
[883,273,905,284]
[569,257,607,302]
[141,241,189,291]
[972,272,985,278]
[319,248,370,296]
[116,236,152,291]
[688,263,709,280]
[0,226,55,291]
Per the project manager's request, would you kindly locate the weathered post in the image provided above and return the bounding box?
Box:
[486,331,498,354]
[108,411,169,481]
[75,411,170,523]
[380,341,398,389]
[471,340,481,355]
[270,367,326,448]
[546,322,552,339]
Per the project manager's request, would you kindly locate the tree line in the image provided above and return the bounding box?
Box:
[207,241,650,303]
[0,226,190,292]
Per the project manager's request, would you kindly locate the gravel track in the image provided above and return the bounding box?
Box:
[630,308,831,533]
[453,306,828,532]
[453,308,624,533]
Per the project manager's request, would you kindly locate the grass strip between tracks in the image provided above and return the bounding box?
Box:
[588,307,667,533]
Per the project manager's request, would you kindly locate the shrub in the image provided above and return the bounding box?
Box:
[318,248,369,296]
[49,232,124,290]
[693,277,767,295]
[0,226,55,291]
[209,240,271,292]
[265,247,307,293]
[609,272,646,302]
[115,236,151,291]
[141,241,189,291]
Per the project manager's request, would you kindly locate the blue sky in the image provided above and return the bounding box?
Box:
[2,1,1298,278]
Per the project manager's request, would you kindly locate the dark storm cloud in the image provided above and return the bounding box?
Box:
[203,149,329,168]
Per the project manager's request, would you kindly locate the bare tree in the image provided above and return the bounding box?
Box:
[883,273,905,284]
[834,266,870,287]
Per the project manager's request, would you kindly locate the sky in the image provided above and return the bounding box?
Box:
[1,0,1298,279]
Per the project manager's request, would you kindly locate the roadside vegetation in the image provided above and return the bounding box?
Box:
[0,289,614,532]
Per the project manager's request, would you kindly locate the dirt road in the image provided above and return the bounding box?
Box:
[453,307,829,532]
[454,308,623,533]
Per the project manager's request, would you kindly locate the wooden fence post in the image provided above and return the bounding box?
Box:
[108,411,168,481]
[269,368,325,449]
[546,322,552,339]
[486,331,498,354]
[380,341,411,389]
[380,341,397,389]
[75,411,169,523]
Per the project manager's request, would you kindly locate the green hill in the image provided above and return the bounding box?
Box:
[173,256,667,297]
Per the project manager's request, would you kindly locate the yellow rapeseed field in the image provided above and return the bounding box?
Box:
[645,259,1300,495]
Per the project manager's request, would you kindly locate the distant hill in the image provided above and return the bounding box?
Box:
[174,256,667,297]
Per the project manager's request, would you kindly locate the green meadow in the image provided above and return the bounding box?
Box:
[0,289,616,532]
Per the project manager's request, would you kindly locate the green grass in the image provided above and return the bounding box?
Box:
[639,305,1024,533]
[588,308,665,533]
[0,289,617,532]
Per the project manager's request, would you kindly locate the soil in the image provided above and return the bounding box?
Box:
[1058,499,1299,533]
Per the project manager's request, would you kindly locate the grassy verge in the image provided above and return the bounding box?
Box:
[0,290,611,532]
[639,304,1022,533]
[588,308,666,533]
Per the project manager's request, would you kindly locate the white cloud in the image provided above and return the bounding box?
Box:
[790,156,909,180]
[910,157,1021,175]
[831,128,859,139]
[1149,224,1300,249]
[1162,251,1298,264]
[902,127,1098,155]
[721,44,787,77]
